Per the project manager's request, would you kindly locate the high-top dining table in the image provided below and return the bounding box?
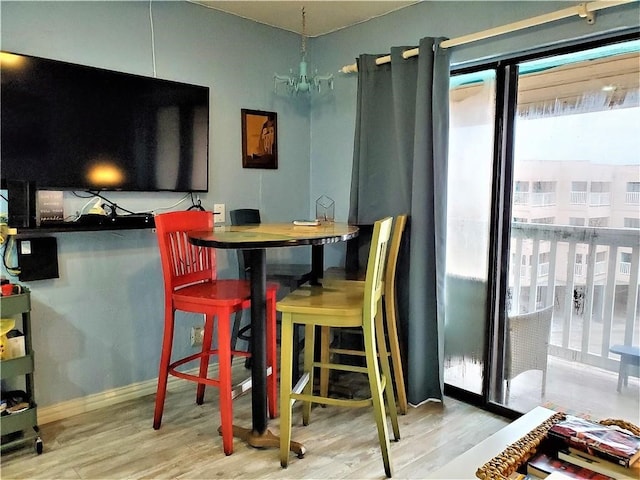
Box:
[188,222,358,454]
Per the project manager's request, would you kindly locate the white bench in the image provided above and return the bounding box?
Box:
[426,406,556,479]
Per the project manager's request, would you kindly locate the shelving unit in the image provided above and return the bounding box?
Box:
[1,289,42,454]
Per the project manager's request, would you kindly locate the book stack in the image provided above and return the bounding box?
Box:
[522,416,640,479]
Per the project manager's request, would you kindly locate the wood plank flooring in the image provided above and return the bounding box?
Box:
[1,368,508,479]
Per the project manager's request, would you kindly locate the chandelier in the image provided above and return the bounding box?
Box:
[274,7,334,95]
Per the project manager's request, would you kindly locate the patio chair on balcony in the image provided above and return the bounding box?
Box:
[504,305,554,402]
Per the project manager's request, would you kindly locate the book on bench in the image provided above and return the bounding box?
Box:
[558,448,640,479]
[547,415,640,468]
[527,452,615,479]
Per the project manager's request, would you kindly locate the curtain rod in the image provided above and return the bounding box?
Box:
[339,0,633,74]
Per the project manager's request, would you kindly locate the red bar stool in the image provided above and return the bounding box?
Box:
[152,210,278,455]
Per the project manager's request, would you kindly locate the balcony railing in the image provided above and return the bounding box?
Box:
[531,192,556,207]
[514,192,529,205]
[570,191,587,204]
[589,192,611,206]
[510,223,639,373]
[626,191,640,205]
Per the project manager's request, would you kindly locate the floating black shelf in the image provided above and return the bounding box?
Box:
[14,214,155,235]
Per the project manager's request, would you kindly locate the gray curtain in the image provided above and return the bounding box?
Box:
[348,37,450,404]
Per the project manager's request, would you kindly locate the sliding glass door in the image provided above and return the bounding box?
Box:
[497,40,640,420]
[445,36,639,421]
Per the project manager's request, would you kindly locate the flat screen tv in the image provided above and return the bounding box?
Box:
[1,52,209,192]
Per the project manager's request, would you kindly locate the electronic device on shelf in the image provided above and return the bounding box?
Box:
[1,51,209,230]
[1,51,209,194]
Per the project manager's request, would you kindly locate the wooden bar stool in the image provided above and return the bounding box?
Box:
[152,210,279,455]
[321,215,408,414]
[277,217,400,478]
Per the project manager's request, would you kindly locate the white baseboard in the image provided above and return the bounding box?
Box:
[37,370,189,425]
[37,359,244,425]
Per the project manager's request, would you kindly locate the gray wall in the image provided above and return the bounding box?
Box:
[1,0,637,408]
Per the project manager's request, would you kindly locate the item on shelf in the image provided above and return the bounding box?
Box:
[0,319,16,360]
[6,402,29,414]
[6,330,25,358]
[548,415,640,468]
[558,448,640,479]
[0,290,42,454]
[527,452,615,479]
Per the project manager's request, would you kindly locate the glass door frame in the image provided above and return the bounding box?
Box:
[444,30,640,419]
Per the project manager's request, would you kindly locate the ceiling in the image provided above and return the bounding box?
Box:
[189,1,419,37]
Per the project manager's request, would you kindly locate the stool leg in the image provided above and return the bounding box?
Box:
[384,296,408,415]
[267,293,278,419]
[279,313,295,469]
[302,323,316,426]
[292,324,301,383]
[364,312,393,478]
[153,308,175,429]
[319,326,331,398]
[376,309,400,441]
[218,310,234,455]
[196,314,214,405]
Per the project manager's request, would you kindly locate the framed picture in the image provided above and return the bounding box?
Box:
[241,109,278,169]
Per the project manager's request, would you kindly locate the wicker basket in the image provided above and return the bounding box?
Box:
[475,414,640,480]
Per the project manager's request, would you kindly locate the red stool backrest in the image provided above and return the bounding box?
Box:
[154,211,217,293]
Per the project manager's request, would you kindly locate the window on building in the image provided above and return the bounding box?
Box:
[590,181,611,206]
[620,252,632,275]
[571,181,588,204]
[575,253,585,276]
[538,251,550,276]
[569,217,585,226]
[626,182,640,205]
[594,250,608,275]
[624,217,640,229]
[589,217,609,227]
[514,181,529,205]
[531,181,556,206]
[531,217,555,224]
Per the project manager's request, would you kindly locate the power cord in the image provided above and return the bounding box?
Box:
[72,191,148,219]
[72,190,203,216]
[187,193,204,211]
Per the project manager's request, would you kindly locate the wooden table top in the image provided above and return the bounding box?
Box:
[188,222,359,249]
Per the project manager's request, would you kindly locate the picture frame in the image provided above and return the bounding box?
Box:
[241,109,278,169]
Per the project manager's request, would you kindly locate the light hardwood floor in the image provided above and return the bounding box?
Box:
[1,367,509,480]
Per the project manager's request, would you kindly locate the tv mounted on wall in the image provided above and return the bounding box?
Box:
[1,52,209,193]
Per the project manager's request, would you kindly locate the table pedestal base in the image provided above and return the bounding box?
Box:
[218,425,306,457]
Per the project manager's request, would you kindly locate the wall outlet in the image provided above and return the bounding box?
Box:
[213,203,225,224]
[190,326,204,346]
